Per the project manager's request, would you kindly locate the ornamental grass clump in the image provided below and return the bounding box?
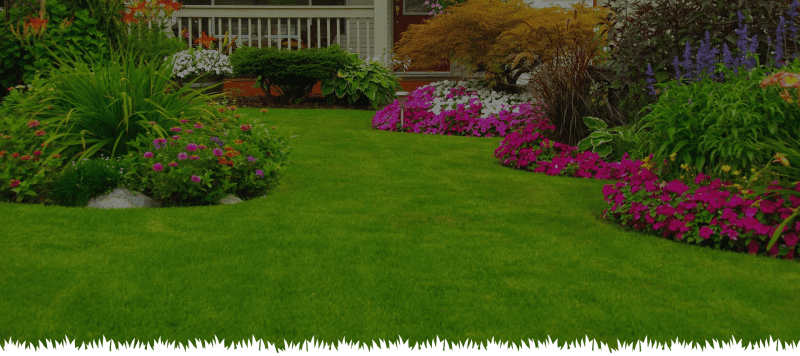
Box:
[38,43,225,163]
[372,80,544,137]
[49,156,124,207]
[122,104,291,207]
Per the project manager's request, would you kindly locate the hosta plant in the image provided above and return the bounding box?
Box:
[576,116,645,162]
[321,54,402,109]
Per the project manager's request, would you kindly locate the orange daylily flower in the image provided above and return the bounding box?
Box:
[120,10,139,24]
[128,1,148,14]
[761,71,800,88]
[194,31,217,49]
[774,152,790,167]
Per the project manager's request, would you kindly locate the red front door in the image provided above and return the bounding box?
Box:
[393,0,450,72]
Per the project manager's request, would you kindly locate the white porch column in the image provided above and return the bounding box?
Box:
[373,0,389,60]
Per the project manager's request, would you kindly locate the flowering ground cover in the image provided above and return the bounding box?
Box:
[494,119,800,261]
[372,79,545,137]
[2,108,800,350]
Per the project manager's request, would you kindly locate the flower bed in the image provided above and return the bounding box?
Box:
[495,120,800,261]
[372,79,545,137]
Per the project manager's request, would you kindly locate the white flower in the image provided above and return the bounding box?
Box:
[166,49,233,79]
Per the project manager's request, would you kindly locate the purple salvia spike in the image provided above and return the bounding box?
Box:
[746,35,758,70]
[682,41,694,80]
[776,17,785,68]
[722,43,733,70]
[645,63,656,96]
[672,56,683,81]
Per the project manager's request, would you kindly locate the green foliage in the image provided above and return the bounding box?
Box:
[638,61,800,180]
[6,0,110,85]
[320,54,402,109]
[38,44,225,163]
[124,24,188,66]
[229,45,350,104]
[49,157,124,207]
[576,116,644,162]
[121,105,292,207]
[0,78,68,203]
[604,0,798,120]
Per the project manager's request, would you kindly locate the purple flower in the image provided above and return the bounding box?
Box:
[645,63,656,96]
[213,148,224,157]
[153,138,167,147]
[194,123,204,128]
[255,169,264,178]
[788,0,799,39]
[775,17,786,68]
[171,126,181,132]
[247,156,256,162]
[153,163,163,171]
[681,41,694,80]
[178,152,188,160]
[191,175,202,183]
[169,161,178,167]
[664,180,689,195]
[144,151,154,158]
[722,43,733,70]
[172,135,180,140]
[672,56,683,81]
[695,31,718,77]
[186,143,198,151]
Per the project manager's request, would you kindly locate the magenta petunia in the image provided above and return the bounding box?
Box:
[699,226,714,239]
[664,180,690,195]
[784,233,799,247]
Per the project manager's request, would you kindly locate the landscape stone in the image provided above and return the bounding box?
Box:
[86,188,162,209]
[83,187,245,208]
[218,194,244,205]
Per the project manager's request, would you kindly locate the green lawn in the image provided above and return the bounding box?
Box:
[2,108,799,350]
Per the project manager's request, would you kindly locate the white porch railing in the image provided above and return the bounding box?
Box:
[150,5,388,60]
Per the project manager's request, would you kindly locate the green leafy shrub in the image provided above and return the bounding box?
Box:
[229,45,350,104]
[638,60,800,180]
[604,0,799,120]
[121,105,292,207]
[49,156,124,207]
[6,0,110,85]
[321,54,402,109]
[0,80,68,203]
[576,116,644,162]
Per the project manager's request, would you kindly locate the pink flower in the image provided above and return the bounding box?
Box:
[171,127,182,132]
[213,148,223,157]
[240,124,252,131]
[699,226,714,239]
[27,120,40,128]
[656,205,675,216]
[664,180,689,195]
[784,233,798,247]
[186,129,194,133]
[144,151,154,158]
[9,179,20,187]
[190,155,199,160]
[191,175,202,183]
[186,143,198,151]
[153,163,163,171]
[169,161,178,167]
[179,119,189,123]
[177,152,188,160]
[194,123,204,128]
[171,135,180,140]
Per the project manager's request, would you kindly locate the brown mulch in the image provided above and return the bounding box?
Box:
[226,94,384,111]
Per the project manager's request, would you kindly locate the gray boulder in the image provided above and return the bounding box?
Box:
[83,187,245,208]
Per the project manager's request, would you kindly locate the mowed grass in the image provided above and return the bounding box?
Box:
[1,108,799,350]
